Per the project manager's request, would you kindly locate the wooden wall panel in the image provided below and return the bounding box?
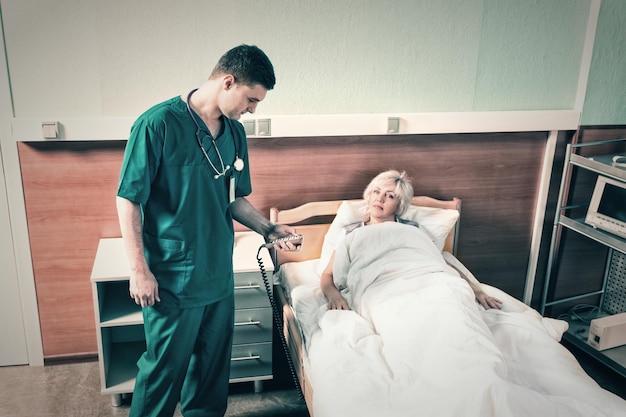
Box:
[18,141,125,358]
[246,132,549,299]
[19,131,550,358]
[577,126,626,143]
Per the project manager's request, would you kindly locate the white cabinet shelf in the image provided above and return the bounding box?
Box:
[91,233,274,406]
[95,280,143,326]
[104,340,146,392]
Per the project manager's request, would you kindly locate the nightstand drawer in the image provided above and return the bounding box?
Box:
[233,307,272,345]
[234,272,270,309]
[229,342,272,380]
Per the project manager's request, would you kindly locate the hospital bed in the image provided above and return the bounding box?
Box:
[268,197,626,417]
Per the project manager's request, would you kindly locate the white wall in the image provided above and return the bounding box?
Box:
[0,7,43,365]
[0,146,29,366]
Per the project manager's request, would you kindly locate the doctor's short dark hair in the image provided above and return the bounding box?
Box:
[363,170,414,216]
[210,44,276,90]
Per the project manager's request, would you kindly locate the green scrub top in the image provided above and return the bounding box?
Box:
[117,96,252,308]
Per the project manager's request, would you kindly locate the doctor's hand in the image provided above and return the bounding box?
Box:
[129,268,160,308]
[268,223,300,251]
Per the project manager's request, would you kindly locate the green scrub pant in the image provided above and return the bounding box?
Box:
[129,293,234,417]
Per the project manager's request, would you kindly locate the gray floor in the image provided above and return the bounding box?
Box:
[2,348,626,417]
[0,360,308,417]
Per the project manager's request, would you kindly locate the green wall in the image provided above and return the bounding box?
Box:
[581,0,626,125]
[2,0,624,125]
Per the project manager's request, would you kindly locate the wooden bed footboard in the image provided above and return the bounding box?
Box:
[275,284,315,416]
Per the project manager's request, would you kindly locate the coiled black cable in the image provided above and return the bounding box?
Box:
[256,245,305,403]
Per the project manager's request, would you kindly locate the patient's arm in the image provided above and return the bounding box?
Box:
[320,252,351,310]
[445,260,502,310]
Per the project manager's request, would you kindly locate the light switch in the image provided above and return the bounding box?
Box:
[257,119,271,136]
[387,117,400,134]
[42,121,59,139]
[242,120,255,136]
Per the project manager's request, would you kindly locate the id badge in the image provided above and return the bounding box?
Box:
[229,175,235,203]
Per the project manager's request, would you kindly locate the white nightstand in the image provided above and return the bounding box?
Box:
[90,233,274,406]
[230,231,275,392]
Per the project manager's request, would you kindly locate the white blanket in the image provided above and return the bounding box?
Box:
[304,222,626,417]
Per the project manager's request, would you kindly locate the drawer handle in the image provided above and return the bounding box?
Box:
[234,284,261,290]
[234,320,261,327]
[231,354,261,362]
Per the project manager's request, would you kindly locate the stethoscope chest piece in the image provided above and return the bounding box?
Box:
[233,157,244,171]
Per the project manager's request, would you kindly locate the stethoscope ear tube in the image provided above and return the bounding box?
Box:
[186,89,244,178]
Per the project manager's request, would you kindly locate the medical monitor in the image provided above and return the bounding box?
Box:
[585,176,626,239]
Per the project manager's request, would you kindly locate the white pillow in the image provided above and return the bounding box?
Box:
[316,200,459,274]
[401,204,460,250]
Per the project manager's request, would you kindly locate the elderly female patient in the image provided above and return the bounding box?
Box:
[319,169,502,311]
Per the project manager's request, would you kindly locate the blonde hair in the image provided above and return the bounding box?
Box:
[363,170,414,216]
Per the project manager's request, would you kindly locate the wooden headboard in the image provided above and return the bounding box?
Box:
[269,196,461,267]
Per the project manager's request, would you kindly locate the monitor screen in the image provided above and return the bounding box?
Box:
[597,183,626,222]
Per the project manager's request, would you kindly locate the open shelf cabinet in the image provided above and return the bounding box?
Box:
[540,137,626,377]
[91,234,274,406]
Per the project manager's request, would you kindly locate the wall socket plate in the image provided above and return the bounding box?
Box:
[42,121,59,139]
[387,117,400,134]
[242,120,256,136]
[257,119,271,136]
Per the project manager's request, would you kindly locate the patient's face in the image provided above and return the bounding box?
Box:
[368,183,400,223]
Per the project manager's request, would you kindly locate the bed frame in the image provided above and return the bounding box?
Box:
[269,196,461,416]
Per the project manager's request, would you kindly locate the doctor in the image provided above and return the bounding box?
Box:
[116,44,296,417]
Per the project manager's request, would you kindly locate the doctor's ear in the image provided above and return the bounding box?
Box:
[223,74,236,89]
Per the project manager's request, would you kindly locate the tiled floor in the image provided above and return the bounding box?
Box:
[1,345,625,417]
[0,359,308,417]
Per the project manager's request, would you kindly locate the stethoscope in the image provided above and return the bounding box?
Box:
[186,89,244,179]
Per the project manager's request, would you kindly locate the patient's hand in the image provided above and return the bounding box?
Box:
[320,252,351,310]
[473,287,502,310]
[326,291,351,310]
[445,258,502,310]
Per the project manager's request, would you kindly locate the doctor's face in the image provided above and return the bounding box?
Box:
[220,79,267,120]
[368,182,400,222]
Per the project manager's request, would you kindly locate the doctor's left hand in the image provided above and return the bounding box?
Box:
[129,267,160,307]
